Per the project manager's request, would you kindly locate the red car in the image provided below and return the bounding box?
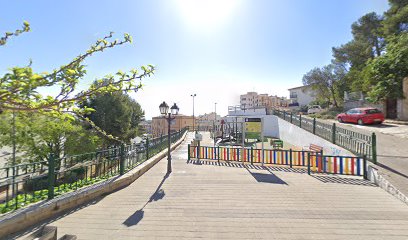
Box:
[336,108,385,125]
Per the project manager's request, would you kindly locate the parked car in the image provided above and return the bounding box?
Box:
[336,108,385,125]
[307,105,323,114]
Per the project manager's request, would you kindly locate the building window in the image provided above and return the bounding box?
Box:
[290,92,297,98]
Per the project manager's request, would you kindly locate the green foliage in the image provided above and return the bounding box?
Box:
[333,12,384,69]
[0,30,154,114]
[305,2,407,107]
[309,107,343,120]
[302,63,346,107]
[1,22,154,143]
[383,0,408,35]
[0,21,30,46]
[0,111,101,165]
[1,175,111,214]
[81,92,145,144]
[363,33,408,102]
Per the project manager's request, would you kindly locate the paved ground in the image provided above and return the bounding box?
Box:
[14,132,408,240]
[325,119,408,197]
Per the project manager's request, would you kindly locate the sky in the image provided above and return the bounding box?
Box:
[1,0,390,119]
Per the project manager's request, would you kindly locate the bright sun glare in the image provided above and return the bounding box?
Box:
[175,0,241,31]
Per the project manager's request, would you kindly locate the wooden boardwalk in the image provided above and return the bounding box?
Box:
[16,132,408,239]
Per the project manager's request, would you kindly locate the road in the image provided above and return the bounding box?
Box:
[324,119,408,197]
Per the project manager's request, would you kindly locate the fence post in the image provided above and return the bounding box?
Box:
[197,141,201,161]
[299,114,302,128]
[289,149,293,168]
[363,155,368,180]
[331,123,336,144]
[313,118,316,134]
[146,137,149,160]
[372,133,377,164]
[290,113,293,123]
[251,147,254,164]
[217,145,220,163]
[320,149,324,173]
[119,144,125,175]
[188,144,190,161]
[307,152,311,175]
[47,153,56,200]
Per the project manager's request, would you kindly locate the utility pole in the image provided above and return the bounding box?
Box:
[191,94,196,132]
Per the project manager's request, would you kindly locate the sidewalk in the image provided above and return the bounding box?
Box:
[14,132,408,240]
[384,119,408,126]
[314,117,408,199]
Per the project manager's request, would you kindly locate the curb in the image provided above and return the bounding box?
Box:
[0,132,188,238]
[384,120,408,125]
[367,165,408,205]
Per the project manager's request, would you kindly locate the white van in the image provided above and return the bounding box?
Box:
[307,105,323,114]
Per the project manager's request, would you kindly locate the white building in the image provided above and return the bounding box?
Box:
[288,86,316,107]
[240,92,259,108]
[228,105,266,116]
[240,92,289,111]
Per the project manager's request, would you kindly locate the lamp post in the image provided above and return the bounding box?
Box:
[191,94,196,132]
[159,101,179,173]
[214,102,217,145]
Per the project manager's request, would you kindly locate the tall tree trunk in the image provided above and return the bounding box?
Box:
[329,87,338,108]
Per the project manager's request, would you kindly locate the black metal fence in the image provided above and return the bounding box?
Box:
[273,110,376,163]
[0,128,187,214]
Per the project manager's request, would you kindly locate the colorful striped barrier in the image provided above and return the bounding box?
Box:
[188,145,367,177]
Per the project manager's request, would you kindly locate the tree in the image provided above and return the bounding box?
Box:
[80,92,145,144]
[383,0,408,35]
[351,12,385,57]
[1,22,154,142]
[0,111,101,166]
[302,64,346,107]
[0,22,153,115]
[333,13,384,68]
[332,13,385,92]
[363,33,408,102]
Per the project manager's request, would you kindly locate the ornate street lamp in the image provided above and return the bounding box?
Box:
[159,101,179,173]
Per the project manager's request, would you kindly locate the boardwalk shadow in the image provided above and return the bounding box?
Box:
[123,210,144,227]
[312,175,376,187]
[123,172,169,227]
[245,167,287,185]
[187,159,307,174]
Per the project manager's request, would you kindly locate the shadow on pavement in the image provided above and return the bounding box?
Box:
[123,172,170,227]
[246,167,287,185]
[366,124,398,128]
[312,175,376,187]
[338,122,396,129]
[187,159,307,174]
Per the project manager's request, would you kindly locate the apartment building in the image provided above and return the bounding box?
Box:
[240,92,259,108]
[151,115,195,137]
[240,92,289,110]
[139,120,152,134]
[197,112,221,131]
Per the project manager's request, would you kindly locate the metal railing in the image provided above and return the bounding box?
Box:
[273,109,376,163]
[0,128,188,214]
[188,145,367,177]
